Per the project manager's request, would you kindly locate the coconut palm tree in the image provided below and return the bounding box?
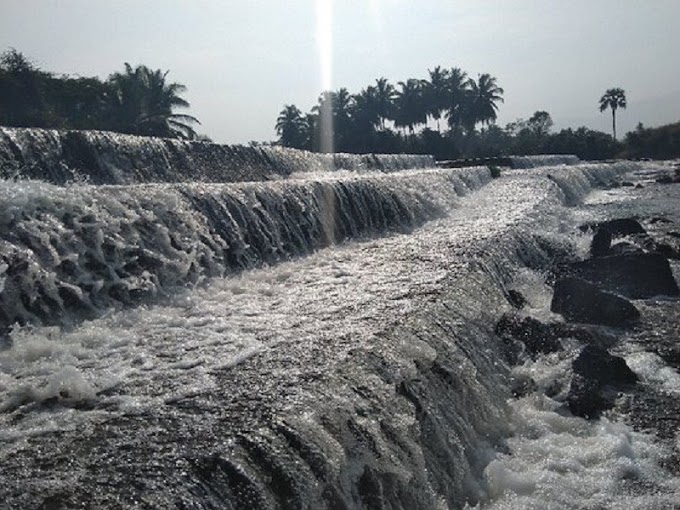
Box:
[351,86,380,129]
[276,104,306,148]
[599,88,627,139]
[107,63,199,139]
[373,77,396,130]
[393,79,427,135]
[425,66,450,132]
[461,73,504,133]
[311,88,355,151]
[445,67,470,131]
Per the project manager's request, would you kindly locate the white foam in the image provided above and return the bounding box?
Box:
[625,351,680,396]
[471,394,680,509]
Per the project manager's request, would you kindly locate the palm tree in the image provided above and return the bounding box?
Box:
[373,77,396,130]
[445,67,469,131]
[393,79,427,135]
[107,63,200,139]
[461,73,504,133]
[425,66,450,132]
[276,104,306,148]
[351,86,380,129]
[599,88,627,139]
[311,88,355,151]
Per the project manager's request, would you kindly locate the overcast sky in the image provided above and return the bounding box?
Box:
[2,0,679,144]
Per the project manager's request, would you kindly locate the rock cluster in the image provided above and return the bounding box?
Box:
[498,214,680,420]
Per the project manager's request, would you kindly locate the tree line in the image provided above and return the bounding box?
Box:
[2,49,676,161]
[275,66,505,155]
[0,49,201,139]
[275,70,669,161]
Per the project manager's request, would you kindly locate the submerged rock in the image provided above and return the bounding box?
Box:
[566,254,680,299]
[551,277,640,328]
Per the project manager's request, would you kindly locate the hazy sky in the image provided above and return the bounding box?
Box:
[2,0,679,144]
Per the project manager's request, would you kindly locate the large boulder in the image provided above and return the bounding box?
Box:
[566,254,680,299]
[567,345,638,419]
[572,345,638,385]
[551,277,640,327]
[587,219,649,258]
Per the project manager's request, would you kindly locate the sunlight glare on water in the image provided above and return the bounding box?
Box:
[316,0,334,154]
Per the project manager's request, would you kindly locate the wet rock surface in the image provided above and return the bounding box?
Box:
[551,277,640,327]
[566,253,680,299]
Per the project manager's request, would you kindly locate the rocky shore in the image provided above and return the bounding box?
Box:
[488,161,680,504]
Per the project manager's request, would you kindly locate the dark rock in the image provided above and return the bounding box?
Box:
[572,345,638,386]
[551,277,640,327]
[650,217,673,225]
[635,183,644,189]
[668,231,680,238]
[567,375,611,419]
[609,241,644,256]
[567,345,638,419]
[594,218,646,237]
[57,284,83,309]
[495,314,563,358]
[590,228,612,257]
[621,181,635,187]
[566,254,680,299]
[655,242,680,260]
[656,175,678,184]
[506,289,528,310]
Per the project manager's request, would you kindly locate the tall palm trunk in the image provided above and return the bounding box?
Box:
[611,107,617,139]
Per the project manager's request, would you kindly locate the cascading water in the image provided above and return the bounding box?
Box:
[0,127,433,185]
[1,128,675,509]
[0,165,490,333]
[509,154,581,169]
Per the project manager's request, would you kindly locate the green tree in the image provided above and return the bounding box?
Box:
[393,79,427,135]
[0,49,52,127]
[599,87,626,139]
[444,67,469,131]
[107,63,200,139]
[425,66,450,132]
[276,104,307,148]
[373,77,396,130]
[527,110,553,136]
[462,73,504,133]
[351,86,380,130]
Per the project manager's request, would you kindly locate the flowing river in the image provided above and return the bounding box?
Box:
[1,127,678,509]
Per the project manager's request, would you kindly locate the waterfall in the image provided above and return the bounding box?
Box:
[510,154,581,168]
[0,128,644,509]
[0,127,434,185]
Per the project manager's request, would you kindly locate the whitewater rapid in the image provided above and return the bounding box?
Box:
[2,128,677,509]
